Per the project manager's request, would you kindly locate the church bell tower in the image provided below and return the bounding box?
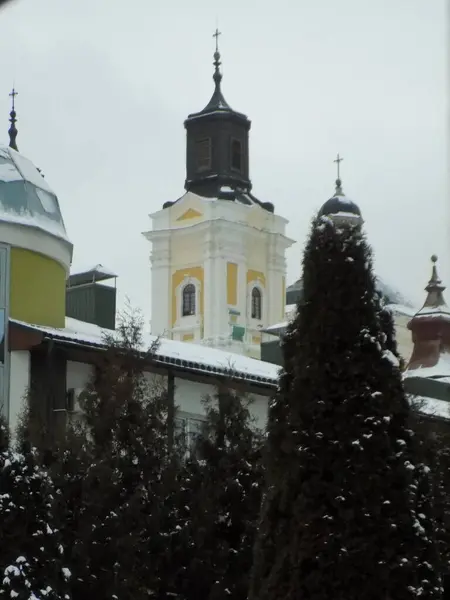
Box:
[143,32,294,358]
[184,29,252,198]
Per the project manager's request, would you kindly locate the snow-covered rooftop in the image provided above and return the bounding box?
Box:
[70,264,117,278]
[412,305,450,322]
[411,396,450,421]
[404,352,450,380]
[11,316,280,386]
[155,190,276,215]
[10,317,450,421]
[0,146,70,243]
[286,276,412,310]
[263,303,413,337]
[68,264,118,286]
[389,304,417,318]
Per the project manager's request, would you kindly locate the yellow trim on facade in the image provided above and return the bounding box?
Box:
[252,334,261,345]
[226,262,238,306]
[171,266,204,327]
[10,247,66,328]
[247,269,266,287]
[182,333,194,342]
[176,208,203,221]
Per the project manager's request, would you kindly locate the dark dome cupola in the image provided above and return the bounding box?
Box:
[184,30,252,198]
[318,155,363,227]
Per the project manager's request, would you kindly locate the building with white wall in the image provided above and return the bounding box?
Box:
[0,126,73,428]
[144,191,293,359]
[143,42,294,359]
[0,85,277,437]
[8,315,276,439]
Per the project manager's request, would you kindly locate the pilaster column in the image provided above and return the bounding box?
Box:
[202,224,217,339]
[267,234,287,326]
[150,237,171,336]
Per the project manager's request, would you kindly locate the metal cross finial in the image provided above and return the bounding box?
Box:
[334,153,343,179]
[9,87,17,111]
[213,28,221,53]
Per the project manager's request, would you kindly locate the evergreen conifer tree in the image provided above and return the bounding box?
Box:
[55,308,172,599]
[0,418,71,599]
[48,426,91,599]
[378,295,406,370]
[250,215,442,600]
[411,417,450,594]
[179,387,264,600]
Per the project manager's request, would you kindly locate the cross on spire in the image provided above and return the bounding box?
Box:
[213,28,221,53]
[9,87,18,112]
[334,153,343,180]
[8,87,18,151]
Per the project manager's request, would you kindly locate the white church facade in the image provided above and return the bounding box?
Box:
[143,38,294,360]
[144,190,293,359]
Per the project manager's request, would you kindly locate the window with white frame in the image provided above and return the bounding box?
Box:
[251,287,262,320]
[182,283,196,317]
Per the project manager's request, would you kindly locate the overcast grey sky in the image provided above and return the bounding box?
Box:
[0,0,447,321]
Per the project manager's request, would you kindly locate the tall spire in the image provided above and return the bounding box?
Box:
[213,27,222,87]
[421,254,448,311]
[8,87,18,151]
[196,29,231,114]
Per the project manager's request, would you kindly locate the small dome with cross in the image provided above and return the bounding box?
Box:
[318,179,362,220]
[318,154,362,224]
[0,87,71,245]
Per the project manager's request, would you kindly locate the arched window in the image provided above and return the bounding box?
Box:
[196,138,211,171]
[251,287,262,320]
[231,139,242,172]
[182,284,196,317]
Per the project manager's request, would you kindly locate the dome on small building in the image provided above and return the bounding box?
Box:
[0,145,69,242]
[0,109,72,330]
[318,178,362,224]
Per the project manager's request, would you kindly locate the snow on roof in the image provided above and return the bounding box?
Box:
[411,396,450,421]
[262,302,409,337]
[70,264,118,278]
[286,277,412,310]
[69,264,118,286]
[11,317,280,386]
[333,211,361,218]
[0,147,54,194]
[0,146,70,243]
[388,304,417,318]
[413,306,450,322]
[0,205,70,242]
[12,317,450,419]
[262,321,288,336]
[404,352,450,379]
